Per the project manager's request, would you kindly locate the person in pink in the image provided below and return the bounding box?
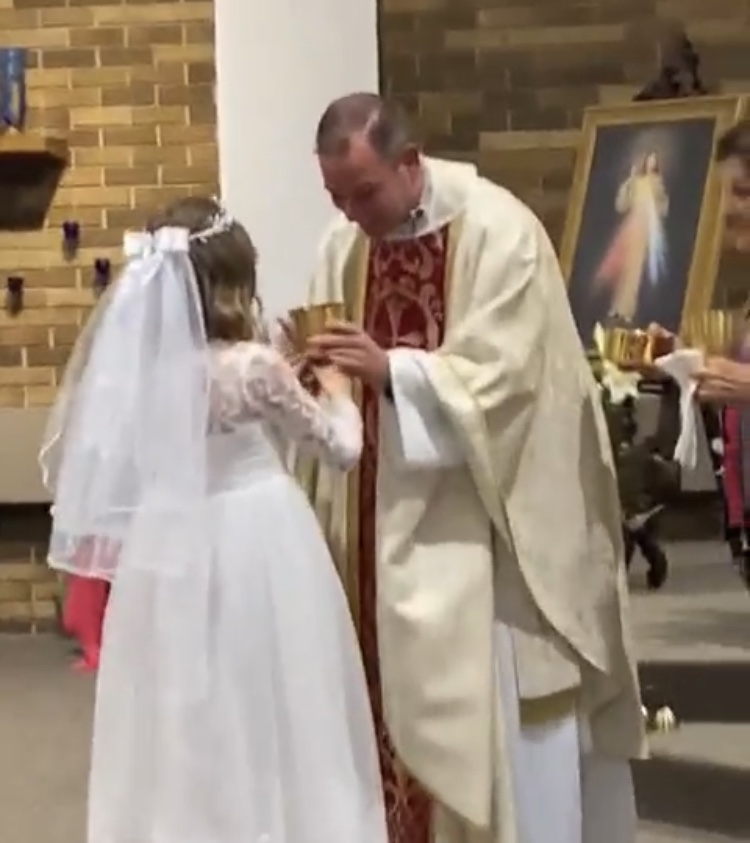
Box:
[61,573,110,672]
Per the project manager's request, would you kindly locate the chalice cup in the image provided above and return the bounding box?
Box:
[288,301,346,354]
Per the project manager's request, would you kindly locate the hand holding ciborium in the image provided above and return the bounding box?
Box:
[595,325,668,372]
[648,309,746,465]
[286,302,347,392]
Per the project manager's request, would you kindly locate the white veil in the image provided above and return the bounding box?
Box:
[40,225,215,699]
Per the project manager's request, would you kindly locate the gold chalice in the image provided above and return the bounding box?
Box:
[597,326,626,364]
[288,301,346,352]
[680,309,745,357]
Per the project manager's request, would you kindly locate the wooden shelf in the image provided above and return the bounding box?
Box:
[0,130,69,230]
[0,129,68,164]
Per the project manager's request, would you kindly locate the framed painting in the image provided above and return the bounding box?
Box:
[559,96,747,346]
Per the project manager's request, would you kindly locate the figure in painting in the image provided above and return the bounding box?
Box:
[595,152,670,322]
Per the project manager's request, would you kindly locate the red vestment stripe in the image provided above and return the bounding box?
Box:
[357,227,450,843]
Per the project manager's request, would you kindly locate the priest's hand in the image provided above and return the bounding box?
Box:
[308,322,389,391]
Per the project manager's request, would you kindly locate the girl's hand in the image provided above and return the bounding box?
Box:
[313,364,350,398]
[294,357,320,395]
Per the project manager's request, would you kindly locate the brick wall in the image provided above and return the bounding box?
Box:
[0,0,218,631]
[379,0,750,298]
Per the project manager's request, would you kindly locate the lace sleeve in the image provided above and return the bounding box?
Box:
[241,345,362,470]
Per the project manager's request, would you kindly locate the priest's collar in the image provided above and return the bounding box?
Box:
[383,156,471,241]
[384,164,432,241]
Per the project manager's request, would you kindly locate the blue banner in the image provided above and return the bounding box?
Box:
[0,48,27,131]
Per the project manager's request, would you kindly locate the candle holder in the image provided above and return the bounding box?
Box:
[93,258,111,295]
[62,220,80,260]
[6,275,23,315]
[680,308,745,357]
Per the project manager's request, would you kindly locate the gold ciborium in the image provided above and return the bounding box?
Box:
[598,326,653,369]
[288,301,346,352]
[680,309,745,357]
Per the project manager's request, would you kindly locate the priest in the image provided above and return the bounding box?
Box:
[297,93,646,843]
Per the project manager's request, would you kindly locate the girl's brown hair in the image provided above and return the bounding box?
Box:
[148,196,259,342]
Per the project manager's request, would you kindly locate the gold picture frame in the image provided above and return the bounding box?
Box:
[559,95,747,345]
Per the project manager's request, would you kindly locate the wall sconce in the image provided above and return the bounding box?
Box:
[93,258,111,295]
[6,275,24,315]
[62,220,80,260]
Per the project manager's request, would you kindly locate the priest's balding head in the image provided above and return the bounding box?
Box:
[315,93,424,238]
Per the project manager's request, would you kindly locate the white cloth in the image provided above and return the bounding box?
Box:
[654,349,704,469]
[493,624,636,843]
[434,627,637,843]
[388,348,637,843]
[387,348,463,468]
[86,343,387,843]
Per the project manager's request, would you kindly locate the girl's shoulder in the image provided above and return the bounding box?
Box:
[210,338,273,356]
[209,339,282,373]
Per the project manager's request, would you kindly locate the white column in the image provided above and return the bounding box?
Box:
[214,0,379,317]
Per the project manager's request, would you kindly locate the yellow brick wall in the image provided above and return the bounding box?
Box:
[0,508,56,633]
[0,0,218,631]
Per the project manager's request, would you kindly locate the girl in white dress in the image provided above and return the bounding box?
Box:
[40,197,388,843]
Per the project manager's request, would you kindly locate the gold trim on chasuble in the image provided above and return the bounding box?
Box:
[340,218,464,843]
[340,232,369,629]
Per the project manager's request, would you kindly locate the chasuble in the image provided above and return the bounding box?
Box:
[296,157,647,843]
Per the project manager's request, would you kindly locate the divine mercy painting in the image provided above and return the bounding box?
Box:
[559,97,744,346]
[596,149,669,323]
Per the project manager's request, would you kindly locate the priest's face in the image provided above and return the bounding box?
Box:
[318,135,422,238]
[720,156,750,252]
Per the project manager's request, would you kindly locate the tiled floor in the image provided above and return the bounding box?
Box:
[629,540,748,664]
[638,823,743,843]
[0,540,747,842]
[0,634,91,843]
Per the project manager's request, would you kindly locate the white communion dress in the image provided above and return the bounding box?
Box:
[87,341,388,843]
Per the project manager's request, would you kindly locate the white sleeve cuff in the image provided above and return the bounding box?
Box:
[386,348,463,468]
